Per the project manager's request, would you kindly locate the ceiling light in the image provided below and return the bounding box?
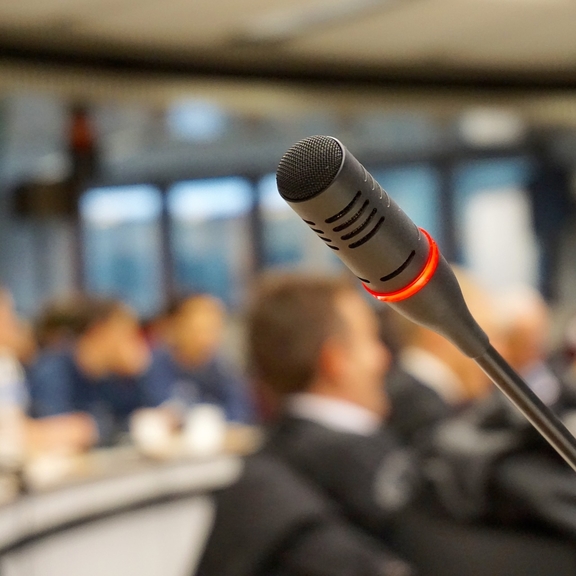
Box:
[234,0,401,45]
[459,108,527,147]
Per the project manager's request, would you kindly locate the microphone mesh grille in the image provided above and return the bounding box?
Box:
[276,135,343,202]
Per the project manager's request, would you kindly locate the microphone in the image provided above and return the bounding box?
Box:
[276,135,488,359]
[276,135,576,472]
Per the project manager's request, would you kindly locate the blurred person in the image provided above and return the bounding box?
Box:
[403,283,576,532]
[478,289,576,539]
[467,285,576,544]
[157,293,254,424]
[247,274,419,527]
[495,285,567,414]
[554,310,576,395]
[11,317,38,370]
[28,295,168,446]
[200,450,415,576]
[0,287,31,466]
[0,288,94,460]
[498,286,551,374]
[199,272,417,576]
[386,266,498,447]
[471,285,576,436]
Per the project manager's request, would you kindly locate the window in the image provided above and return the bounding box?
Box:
[454,157,537,291]
[80,185,164,317]
[259,173,342,273]
[167,177,253,307]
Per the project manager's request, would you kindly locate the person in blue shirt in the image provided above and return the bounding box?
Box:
[28,295,170,446]
[0,288,98,456]
[158,293,254,424]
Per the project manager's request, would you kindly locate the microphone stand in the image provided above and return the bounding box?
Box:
[476,345,576,472]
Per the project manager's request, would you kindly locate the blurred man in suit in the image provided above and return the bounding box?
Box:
[199,273,417,576]
[486,286,576,538]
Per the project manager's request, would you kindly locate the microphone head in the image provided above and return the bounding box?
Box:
[277,135,344,202]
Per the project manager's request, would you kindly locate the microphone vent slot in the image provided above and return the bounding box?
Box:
[303,219,316,225]
[333,200,369,232]
[328,245,340,250]
[319,237,333,243]
[349,217,385,249]
[311,228,325,234]
[325,191,362,224]
[341,208,377,241]
[380,251,416,282]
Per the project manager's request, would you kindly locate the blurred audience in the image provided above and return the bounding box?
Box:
[390,279,576,537]
[479,287,576,539]
[470,285,576,434]
[0,288,95,461]
[27,295,167,446]
[200,273,418,576]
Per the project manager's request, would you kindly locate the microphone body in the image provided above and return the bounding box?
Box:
[277,136,488,359]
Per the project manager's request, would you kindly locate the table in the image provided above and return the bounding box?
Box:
[0,431,255,576]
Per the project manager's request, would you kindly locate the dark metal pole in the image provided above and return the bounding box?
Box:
[476,345,576,472]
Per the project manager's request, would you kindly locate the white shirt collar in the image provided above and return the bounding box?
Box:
[399,346,465,405]
[286,393,382,436]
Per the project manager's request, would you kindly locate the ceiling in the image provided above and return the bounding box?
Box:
[1,0,576,87]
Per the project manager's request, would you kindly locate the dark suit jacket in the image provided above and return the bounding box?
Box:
[265,416,418,541]
[386,367,455,448]
[197,451,414,576]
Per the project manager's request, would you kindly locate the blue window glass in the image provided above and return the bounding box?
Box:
[166,100,228,142]
[80,185,163,317]
[454,157,537,290]
[167,177,253,306]
[454,157,532,217]
[259,174,342,273]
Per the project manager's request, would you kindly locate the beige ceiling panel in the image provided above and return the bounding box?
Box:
[283,0,576,69]
[0,0,575,75]
[72,0,316,47]
[437,5,576,69]
[0,0,144,25]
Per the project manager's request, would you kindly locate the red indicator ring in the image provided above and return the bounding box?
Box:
[363,228,440,303]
